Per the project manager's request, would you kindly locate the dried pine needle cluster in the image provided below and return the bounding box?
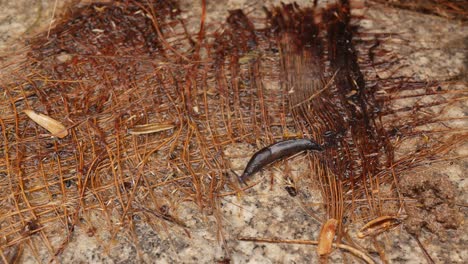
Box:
[0,0,466,262]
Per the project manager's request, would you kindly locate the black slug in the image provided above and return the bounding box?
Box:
[237,139,323,184]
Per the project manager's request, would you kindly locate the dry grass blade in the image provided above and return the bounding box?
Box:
[128,123,175,135]
[23,109,68,138]
[357,216,401,239]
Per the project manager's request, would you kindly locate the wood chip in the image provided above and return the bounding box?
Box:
[317,218,338,256]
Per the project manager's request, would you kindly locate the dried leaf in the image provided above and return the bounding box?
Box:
[317,218,338,256]
[357,216,401,239]
[23,109,68,138]
[128,123,174,135]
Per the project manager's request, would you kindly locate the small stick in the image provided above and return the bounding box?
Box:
[238,236,376,264]
[410,233,435,264]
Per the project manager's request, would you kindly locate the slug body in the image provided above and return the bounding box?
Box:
[238,139,323,184]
